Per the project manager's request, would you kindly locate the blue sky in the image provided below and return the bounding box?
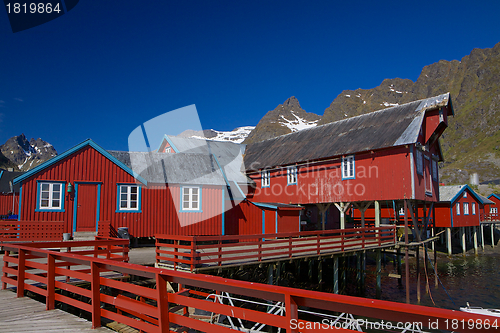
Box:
[1,0,500,153]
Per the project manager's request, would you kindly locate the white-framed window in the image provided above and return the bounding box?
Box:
[456,203,460,215]
[181,186,201,211]
[342,155,355,180]
[464,202,469,215]
[463,192,467,198]
[432,159,438,181]
[491,207,498,214]
[472,202,476,215]
[416,149,423,175]
[37,181,65,211]
[261,170,270,188]
[287,166,297,185]
[117,184,140,212]
[165,147,172,153]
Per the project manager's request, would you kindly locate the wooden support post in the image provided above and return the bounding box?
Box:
[156,273,170,332]
[416,246,421,303]
[481,224,485,250]
[316,203,331,230]
[355,201,372,228]
[341,257,346,291]
[91,262,101,329]
[461,227,466,255]
[447,227,452,256]
[17,249,25,298]
[491,224,495,248]
[267,264,274,285]
[333,257,339,294]
[276,261,281,286]
[473,226,478,255]
[375,201,381,228]
[296,260,301,282]
[376,249,381,299]
[2,251,10,290]
[46,254,55,310]
[424,246,429,294]
[318,259,323,291]
[285,294,299,333]
[308,260,314,282]
[356,252,361,295]
[334,202,350,230]
[397,247,402,287]
[434,246,438,288]
[404,199,410,304]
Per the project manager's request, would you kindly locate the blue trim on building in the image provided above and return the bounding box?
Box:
[179,185,203,213]
[449,185,483,205]
[73,183,79,233]
[450,206,454,228]
[341,155,356,180]
[286,166,297,186]
[262,209,265,235]
[12,139,147,186]
[221,188,225,236]
[212,154,230,187]
[275,210,278,234]
[488,193,500,201]
[35,180,66,212]
[0,170,4,181]
[18,183,22,221]
[157,135,180,153]
[96,183,102,232]
[116,183,142,213]
[252,202,279,210]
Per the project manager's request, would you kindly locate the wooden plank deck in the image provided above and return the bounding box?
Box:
[0,289,113,332]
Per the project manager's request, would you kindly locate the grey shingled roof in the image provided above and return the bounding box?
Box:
[0,170,23,193]
[439,185,466,202]
[477,194,495,205]
[244,93,452,170]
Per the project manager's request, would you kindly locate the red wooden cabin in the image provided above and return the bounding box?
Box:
[0,170,23,217]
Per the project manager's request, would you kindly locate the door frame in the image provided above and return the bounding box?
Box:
[72,181,102,233]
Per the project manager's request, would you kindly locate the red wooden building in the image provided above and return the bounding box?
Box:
[0,170,23,217]
[487,194,500,218]
[244,93,454,231]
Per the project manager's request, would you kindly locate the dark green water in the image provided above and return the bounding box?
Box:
[362,246,500,310]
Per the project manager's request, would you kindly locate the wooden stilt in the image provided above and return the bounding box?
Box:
[404,200,410,304]
[424,246,429,294]
[267,264,274,285]
[318,259,323,291]
[397,247,402,287]
[308,259,314,282]
[473,226,478,255]
[416,246,421,303]
[434,246,438,288]
[461,227,466,255]
[376,249,381,298]
[481,224,485,250]
[333,257,339,294]
[276,262,281,286]
[356,252,361,295]
[341,257,346,291]
[491,224,495,248]
[447,227,452,256]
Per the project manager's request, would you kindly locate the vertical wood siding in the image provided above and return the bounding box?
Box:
[0,194,18,215]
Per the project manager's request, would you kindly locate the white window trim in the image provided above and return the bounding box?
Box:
[472,203,476,215]
[261,170,270,188]
[342,155,355,180]
[117,184,141,212]
[181,186,201,212]
[287,166,297,185]
[464,202,469,215]
[165,147,172,153]
[37,181,64,211]
[491,207,498,214]
[463,192,467,198]
[456,203,460,215]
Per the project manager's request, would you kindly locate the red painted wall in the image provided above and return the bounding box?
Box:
[224,201,263,236]
[18,145,224,237]
[0,193,18,215]
[278,210,300,233]
[435,188,482,228]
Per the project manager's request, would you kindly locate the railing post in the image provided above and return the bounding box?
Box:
[288,236,292,258]
[156,273,170,332]
[2,251,10,290]
[106,244,111,260]
[284,293,298,333]
[174,240,178,270]
[258,237,262,261]
[46,253,55,310]
[91,262,101,328]
[316,234,320,255]
[16,249,26,298]
[378,227,382,247]
[190,237,196,272]
[218,239,222,266]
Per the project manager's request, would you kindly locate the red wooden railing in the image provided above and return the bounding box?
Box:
[1,240,495,332]
[480,213,500,222]
[0,221,65,243]
[156,226,396,272]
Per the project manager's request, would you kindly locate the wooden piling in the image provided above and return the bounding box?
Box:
[376,249,381,298]
[333,256,339,294]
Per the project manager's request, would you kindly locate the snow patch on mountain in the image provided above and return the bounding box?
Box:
[279,110,319,132]
[191,126,255,144]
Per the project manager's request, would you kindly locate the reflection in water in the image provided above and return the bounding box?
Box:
[360,246,500,310]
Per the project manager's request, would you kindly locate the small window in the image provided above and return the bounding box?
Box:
[456,203,460,215]
[342,155,355,179]
[181,186,201,211]
[491,207,498,214]
[261,170,270,188]
[37,181,65,211]
[464,202,469,215]
[463,192,467,198]
[432,159,438,181]
[472,203,476,215]
[117,185,141,212]
[165,147,172,153]
[416,149,423,175]
[287,166,297,185]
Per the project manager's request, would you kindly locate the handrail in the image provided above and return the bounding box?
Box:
[0,221,65,242]
[1,240,494,332]
[156,226,396,272]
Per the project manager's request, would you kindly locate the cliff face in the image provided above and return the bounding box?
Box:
[0,134,57,171]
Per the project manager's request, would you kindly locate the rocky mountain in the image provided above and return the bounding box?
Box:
[0,134,57,171]
[243,96,320,144]
[319,41,500,185]
[178,126,255,144]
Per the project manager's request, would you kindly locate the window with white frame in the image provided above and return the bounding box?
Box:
[491,207,498,214]
[342,155,355,179]
[416,149,423,175]
[432,159,438,181]
[38,182,64,210]
[456,203,460,215]
[472,202,476,215]
[182,186,200,211]
[463,192,467,198]
[118,185,140,211]
[287,166,297,185]
[261,170,270,187]
[464,202,469,215]
[165,147,172,153]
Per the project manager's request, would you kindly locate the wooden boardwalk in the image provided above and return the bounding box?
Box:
[0,289,113,332]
